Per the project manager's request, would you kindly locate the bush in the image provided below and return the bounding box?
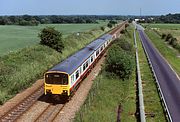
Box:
[165,33,173,42]
[105,44,134,79]
[39,27,64,53]
[107,23,113,28]
[114,38,133,53]
[100,26,105,31]
[169,37,177,46]
[161,33,166,39]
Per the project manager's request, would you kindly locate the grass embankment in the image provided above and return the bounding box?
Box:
[0,26,109,104]
[144,29,180,76]
[74,26,137,122]
[136,31,166,121]
[0,22,107,56]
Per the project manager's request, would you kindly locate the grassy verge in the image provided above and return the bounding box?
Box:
[74,25,137,122]
[144,29,180,76]
[0,27,109,104]
[136,31,166,121]
[74,70,136,122]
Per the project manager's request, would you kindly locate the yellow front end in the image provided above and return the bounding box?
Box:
[44,71,70,96]
[45,84,70,96]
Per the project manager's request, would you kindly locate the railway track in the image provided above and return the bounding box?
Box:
[0,86,44,122]
[34,103,65,122]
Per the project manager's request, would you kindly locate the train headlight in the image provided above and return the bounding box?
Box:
[46,89,52,94]
[63,90,67,93]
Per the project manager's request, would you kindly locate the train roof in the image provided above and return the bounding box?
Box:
[49,47,94,74]
[86,34,112,50]
[49,34,112,75]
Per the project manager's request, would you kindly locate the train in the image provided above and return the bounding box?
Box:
[44,21,127,98]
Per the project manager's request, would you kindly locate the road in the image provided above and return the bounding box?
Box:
[137,25,180,122]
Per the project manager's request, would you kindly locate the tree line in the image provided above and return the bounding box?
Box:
[136,13,180,24]
[0,15,128,26]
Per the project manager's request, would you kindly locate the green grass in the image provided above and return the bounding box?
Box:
[0,26,109,104]
[143,23,180,30]
[0,22,107,56]
[136,31,166,121]
[144,29,180,76]
[74,71,136,122]
[143,23,180,42]
[74,25,137,122]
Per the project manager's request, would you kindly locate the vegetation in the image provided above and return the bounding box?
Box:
[75,71,136,122]
[0,15,128,25]
[0,26,109,104]
[107,20,118,28]
[136,31,166,121]
[105,39,134,80]
[143,23,180,52]
[0,22,107,56]
[75,25,136,121]
[39,27,64,53]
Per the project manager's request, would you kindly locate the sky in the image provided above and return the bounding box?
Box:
[0,0,180,16]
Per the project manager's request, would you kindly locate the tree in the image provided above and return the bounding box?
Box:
[38,27,64,53]
[107,23,113,28]
[100,26,105,31]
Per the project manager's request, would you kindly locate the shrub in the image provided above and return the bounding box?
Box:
[169,37,177,46]
[105,44,134,79]
[165,33,173,42]
[39,27,64,53]
[115,38,133,53]
[107,23,113,28]
[100,26,105,31]
[161,33,166,39]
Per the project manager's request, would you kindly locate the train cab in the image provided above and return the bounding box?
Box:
[44,71,70,96]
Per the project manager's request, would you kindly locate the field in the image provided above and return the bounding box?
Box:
[145,24,180,76]
[0,22,107,56]
[143,23,180,42]
[0,24,110,104]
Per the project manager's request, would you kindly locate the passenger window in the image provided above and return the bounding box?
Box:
[83,63,86,71]
[96,50,99,56]
[71,75,74,83]
[76,70,79,79]
[91,56,94,62]
[86,61,88,68]
[100,46,103,51]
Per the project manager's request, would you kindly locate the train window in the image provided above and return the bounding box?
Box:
[96,50,99,56]
[76,70,79,79]
[100,46,103,51]
[85,61,88,68]
[91,56,94,62]
[83,63,86,71]
[45,73,68,85]
[71,74,74,84]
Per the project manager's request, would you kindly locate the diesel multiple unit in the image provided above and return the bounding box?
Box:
[44,21,127,97]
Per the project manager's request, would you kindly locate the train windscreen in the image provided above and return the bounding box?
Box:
[45,73,68,85]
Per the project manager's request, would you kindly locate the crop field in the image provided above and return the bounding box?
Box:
[0,22,107,56]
